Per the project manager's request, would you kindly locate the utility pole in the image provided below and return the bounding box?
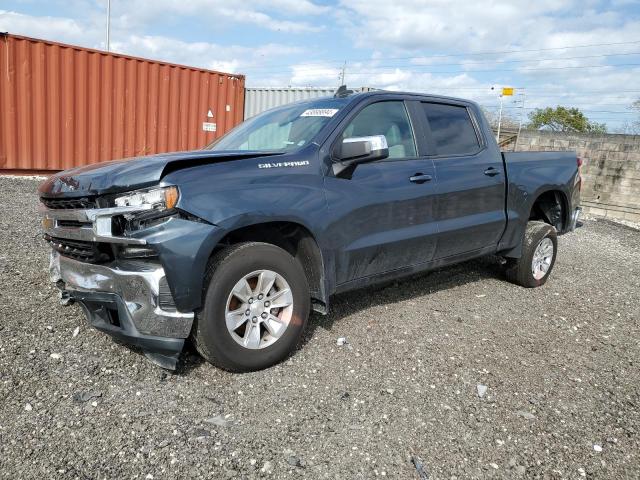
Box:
[339,61,346,86]
[105,0,111,52]
[514,89,526,152]
[496,93,504,144]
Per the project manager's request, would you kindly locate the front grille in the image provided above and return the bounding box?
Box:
[41,197,97,210]
[45,235,113,263]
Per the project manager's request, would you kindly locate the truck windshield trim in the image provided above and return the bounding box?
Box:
[206,98,350,152]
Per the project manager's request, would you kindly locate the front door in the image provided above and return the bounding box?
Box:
[324,99,439,285]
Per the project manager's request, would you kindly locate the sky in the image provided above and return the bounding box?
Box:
[1,0,640,132]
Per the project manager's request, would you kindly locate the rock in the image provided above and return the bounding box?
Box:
[578,467,586,477]
[260,461,273,474]
[384,388,395,395]
[24,403,33,411]
[411,455,429,480]
[515,466,526,476]
[50,353,61,360]
[340,392,350,400]
[193,428,211,438]
[516,410,536,420]
[477,384,488,398]
[72,326,80,337]
[286,454,304,468]
[336,337,348,346]
[593,444,603,452]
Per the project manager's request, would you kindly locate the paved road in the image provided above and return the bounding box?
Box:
[1,176,638,479]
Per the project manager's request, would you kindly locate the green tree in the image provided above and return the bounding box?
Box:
[527,106,607,133]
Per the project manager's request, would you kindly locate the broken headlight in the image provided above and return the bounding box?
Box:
[114,186,179,211]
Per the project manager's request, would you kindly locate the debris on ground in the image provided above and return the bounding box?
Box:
[477,384,488,398]
[72,391,102,403]
[411,455,430,479]
[516,410,536,420]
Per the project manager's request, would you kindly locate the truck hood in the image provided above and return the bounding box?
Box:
[38,150,283,198]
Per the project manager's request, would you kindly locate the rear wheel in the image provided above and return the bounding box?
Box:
[505,221,558,288]
[194,242,310,372]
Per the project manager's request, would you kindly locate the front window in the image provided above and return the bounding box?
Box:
[207,98,349,152]
[341,101,417,159]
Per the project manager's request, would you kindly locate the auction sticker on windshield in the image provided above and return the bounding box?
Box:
[300,109,339,117]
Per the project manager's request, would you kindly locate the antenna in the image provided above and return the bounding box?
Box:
[334,85,354,98]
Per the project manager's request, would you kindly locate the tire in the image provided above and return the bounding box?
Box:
[193,242,310,372]
[505,221,558,288]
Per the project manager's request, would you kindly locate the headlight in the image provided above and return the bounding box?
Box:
[114,186,179,210]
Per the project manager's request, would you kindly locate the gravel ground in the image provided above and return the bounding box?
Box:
[1,175,639,479]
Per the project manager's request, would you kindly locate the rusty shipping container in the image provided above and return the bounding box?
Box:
[0,33,245,173]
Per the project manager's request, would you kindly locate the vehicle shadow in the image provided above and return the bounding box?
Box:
[302,256,505,343]
[173,256,505,375]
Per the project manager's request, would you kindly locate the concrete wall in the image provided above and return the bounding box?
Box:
[511,131,640,223]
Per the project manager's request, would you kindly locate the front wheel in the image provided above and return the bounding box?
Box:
[193,242,310,372]
[505,221,558,288]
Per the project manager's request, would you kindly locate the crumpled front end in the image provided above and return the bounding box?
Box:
[40,186,221,369]
[49,251,192,368]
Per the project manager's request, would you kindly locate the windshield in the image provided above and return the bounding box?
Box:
[207,98,349,152]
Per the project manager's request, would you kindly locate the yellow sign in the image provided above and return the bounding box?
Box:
[502,87,514,96]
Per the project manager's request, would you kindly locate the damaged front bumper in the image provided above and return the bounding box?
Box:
[50,251,194,369]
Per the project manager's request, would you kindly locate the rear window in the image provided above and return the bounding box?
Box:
[422,103,481,156]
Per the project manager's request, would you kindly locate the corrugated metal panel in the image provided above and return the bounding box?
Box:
[244,87,376,119]
[0,33,245,172]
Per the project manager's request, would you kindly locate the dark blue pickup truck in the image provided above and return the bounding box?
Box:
[39,89,581,371]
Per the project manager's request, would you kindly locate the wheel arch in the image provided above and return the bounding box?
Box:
[213,221,328,314]
[528,188,570,232]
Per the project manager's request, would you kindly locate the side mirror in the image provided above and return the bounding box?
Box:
[333,135,389,176]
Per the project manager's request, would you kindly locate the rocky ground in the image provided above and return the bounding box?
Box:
[0,176,638,479]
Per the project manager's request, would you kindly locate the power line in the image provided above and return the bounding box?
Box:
[242,51,640,73]
[240,39,640,71]
[488,106,637,114]
[289,63,640,78]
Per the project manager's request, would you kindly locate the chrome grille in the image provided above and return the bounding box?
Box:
[44,235,113,263]
[41,197,97,210]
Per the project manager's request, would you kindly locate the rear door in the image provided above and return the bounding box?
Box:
[323,98,438,284]
[420,101,506,258]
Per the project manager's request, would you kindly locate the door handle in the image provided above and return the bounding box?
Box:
[409,173,432,184]
[484,167,500,177]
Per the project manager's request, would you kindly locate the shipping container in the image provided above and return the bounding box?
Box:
[244,86,376,119]
[0,33,245,173]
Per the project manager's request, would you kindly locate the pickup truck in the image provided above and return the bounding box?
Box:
[39,89,582,371]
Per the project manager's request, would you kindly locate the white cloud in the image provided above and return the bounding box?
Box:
[110,0,326,33]
[0,10,89,44]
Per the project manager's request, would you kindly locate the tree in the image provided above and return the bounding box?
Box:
[482,107,520,130]
[527,106,607,133]
[630,99,640,133]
